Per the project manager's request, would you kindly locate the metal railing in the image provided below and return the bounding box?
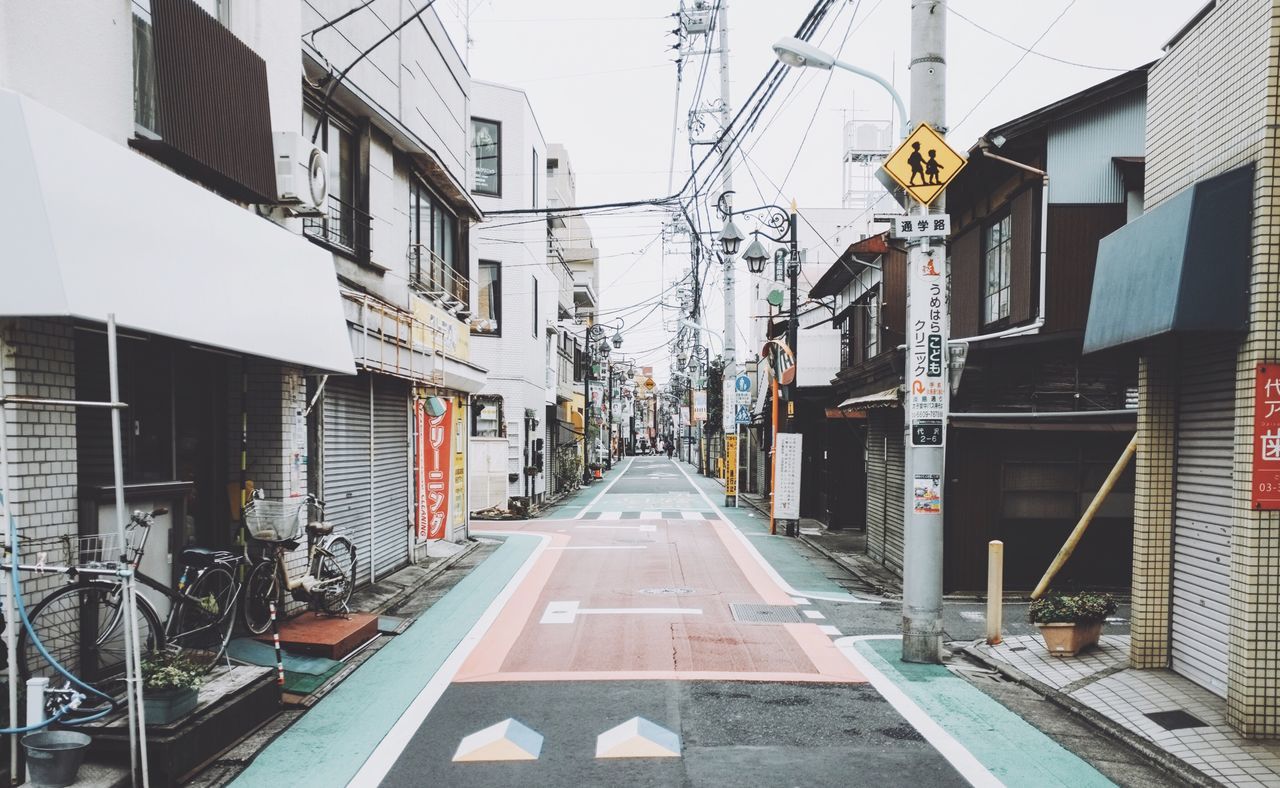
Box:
[304,195,370,255]
[407,244,470,308]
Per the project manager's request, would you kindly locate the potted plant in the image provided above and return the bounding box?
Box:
[141,652,204,725]
[1028,591,1117,656]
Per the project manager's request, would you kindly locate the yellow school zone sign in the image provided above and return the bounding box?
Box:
[882,122,967,206]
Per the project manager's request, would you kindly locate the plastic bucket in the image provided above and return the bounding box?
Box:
[22,731,91,788]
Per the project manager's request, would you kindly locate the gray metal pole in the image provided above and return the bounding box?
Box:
[902,0,948,664]
[717,1,737,506]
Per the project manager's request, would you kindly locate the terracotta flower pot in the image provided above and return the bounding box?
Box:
[1036,621,1103,657]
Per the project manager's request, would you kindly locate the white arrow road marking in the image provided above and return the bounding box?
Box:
[577,524,657,532]
[540,601,703,624]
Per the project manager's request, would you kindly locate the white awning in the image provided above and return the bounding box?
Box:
[837,387,901,410]
[0,89,355,374]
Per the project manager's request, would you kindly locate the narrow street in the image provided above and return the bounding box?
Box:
[228,457,1170,787]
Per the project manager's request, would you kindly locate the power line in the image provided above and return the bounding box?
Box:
[952,0,1079,132]
[948,5,1126,73]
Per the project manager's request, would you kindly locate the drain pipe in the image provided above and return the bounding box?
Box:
[950,140,1050,345]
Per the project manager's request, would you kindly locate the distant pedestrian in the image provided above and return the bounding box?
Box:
[665,440,674,459]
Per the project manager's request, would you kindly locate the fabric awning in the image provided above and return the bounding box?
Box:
[0,89,355,374]
[1083,164,1253,355]
[837,386,901,410]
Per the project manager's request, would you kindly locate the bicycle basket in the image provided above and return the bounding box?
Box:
[242,498,308,543]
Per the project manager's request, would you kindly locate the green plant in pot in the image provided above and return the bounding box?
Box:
[141,652,205,725]
[1028,591,1117,657]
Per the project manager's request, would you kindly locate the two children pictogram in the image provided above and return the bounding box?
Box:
[907,141,944,186]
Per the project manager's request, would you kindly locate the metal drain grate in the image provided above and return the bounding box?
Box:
[730,603,805,624]
[1145,710,1210,731]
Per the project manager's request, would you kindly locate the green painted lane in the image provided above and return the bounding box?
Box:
[858,638,1116,788]
[231,534,541,788]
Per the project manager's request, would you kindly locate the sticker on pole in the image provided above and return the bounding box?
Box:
[881,123,967,206]
[913,474,941,515]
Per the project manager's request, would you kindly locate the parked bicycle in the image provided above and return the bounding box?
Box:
[16,508,246,711]
[240,492,355,635]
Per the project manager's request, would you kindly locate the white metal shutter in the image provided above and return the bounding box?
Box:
[1172,337,1237,698]
[322,375,372,587]
[371,377,410,581]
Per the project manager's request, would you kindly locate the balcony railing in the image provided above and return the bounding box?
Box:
[407,244,470,310]
[304,195,370,256]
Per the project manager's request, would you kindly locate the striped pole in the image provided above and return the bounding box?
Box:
[269,601,284,687]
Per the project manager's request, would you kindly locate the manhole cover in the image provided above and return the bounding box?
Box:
[730,603,805,623]
[639,587,697,596]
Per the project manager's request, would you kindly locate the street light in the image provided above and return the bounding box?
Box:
[611,329,624,349]
[742,234,770,274]
[772,37,909,132]
[718,217,746,257]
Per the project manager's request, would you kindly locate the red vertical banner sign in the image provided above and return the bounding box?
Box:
[1252,363,1280,510]
[416,398,453,539]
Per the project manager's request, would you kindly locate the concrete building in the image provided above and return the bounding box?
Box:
[0,0,485,616]
[1084,0,1280,736]
[467,81,560,509]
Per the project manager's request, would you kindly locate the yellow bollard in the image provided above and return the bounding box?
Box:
[987,540,1004,645]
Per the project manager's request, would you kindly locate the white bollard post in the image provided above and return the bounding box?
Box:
[987,540,1004,645]
[25,676,48,781]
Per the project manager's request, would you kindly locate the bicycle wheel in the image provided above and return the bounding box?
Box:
[18,581,163,706]
[314,537,355,614]
[167,566,237,668]
[241,560,280,636]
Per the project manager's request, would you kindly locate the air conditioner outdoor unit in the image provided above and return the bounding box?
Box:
[273,131,328,216]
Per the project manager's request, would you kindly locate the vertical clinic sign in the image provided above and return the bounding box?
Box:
[1253,364,1280,509]
[908,248,947,447]
[724,434,738,497]
[416,398,453,539]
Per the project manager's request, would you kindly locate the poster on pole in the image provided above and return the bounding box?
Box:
[907,244,948,447]
[725,434,738,498]
[415,398,452,540]
[693,390,707,422]
[722,376,736,433]
[774,433,802,519]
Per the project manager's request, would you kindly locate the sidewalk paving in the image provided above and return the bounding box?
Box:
[971,635,1280,787]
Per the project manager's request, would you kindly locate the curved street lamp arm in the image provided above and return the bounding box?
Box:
[831,57,910,133]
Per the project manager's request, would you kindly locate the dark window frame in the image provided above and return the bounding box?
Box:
[982,210,1013,328]
[409,175,468,303]
[302,99,370,261]
[532,276,539,338]
[472,117,502,197]
[474,260,502,336]
[532,148,539,207]
[860,287,880,361]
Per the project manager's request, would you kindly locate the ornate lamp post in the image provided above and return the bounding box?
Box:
[716,190,799,527]
[580,319,624,483]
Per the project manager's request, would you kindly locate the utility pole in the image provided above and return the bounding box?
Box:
[716,0,737,505]
[902,0,948,664]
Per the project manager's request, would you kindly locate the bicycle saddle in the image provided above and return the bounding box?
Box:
[181,547,239,568]
[305,521,334,537]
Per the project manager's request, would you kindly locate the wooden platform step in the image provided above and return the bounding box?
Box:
[258,612,380,660]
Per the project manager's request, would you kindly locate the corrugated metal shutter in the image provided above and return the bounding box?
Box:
[371,377,410,580]
[1171,337,1237,698]
[865,410,905,575]
[883,411,905,576]
[322,375,372,587]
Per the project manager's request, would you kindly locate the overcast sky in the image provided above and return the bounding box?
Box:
[442,0,1207,380]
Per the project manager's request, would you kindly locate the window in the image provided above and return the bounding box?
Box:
[474,261,501,334]
[532,277,539,338]
[303,104,361,254]
[471,396,504,437]
[132,1,159,136]
[983,213,1012,325]
[861,292,879,360]
[839,315,851,369]
[532,149,539,207]
[472,118,501,195]
[410,178,466,303]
